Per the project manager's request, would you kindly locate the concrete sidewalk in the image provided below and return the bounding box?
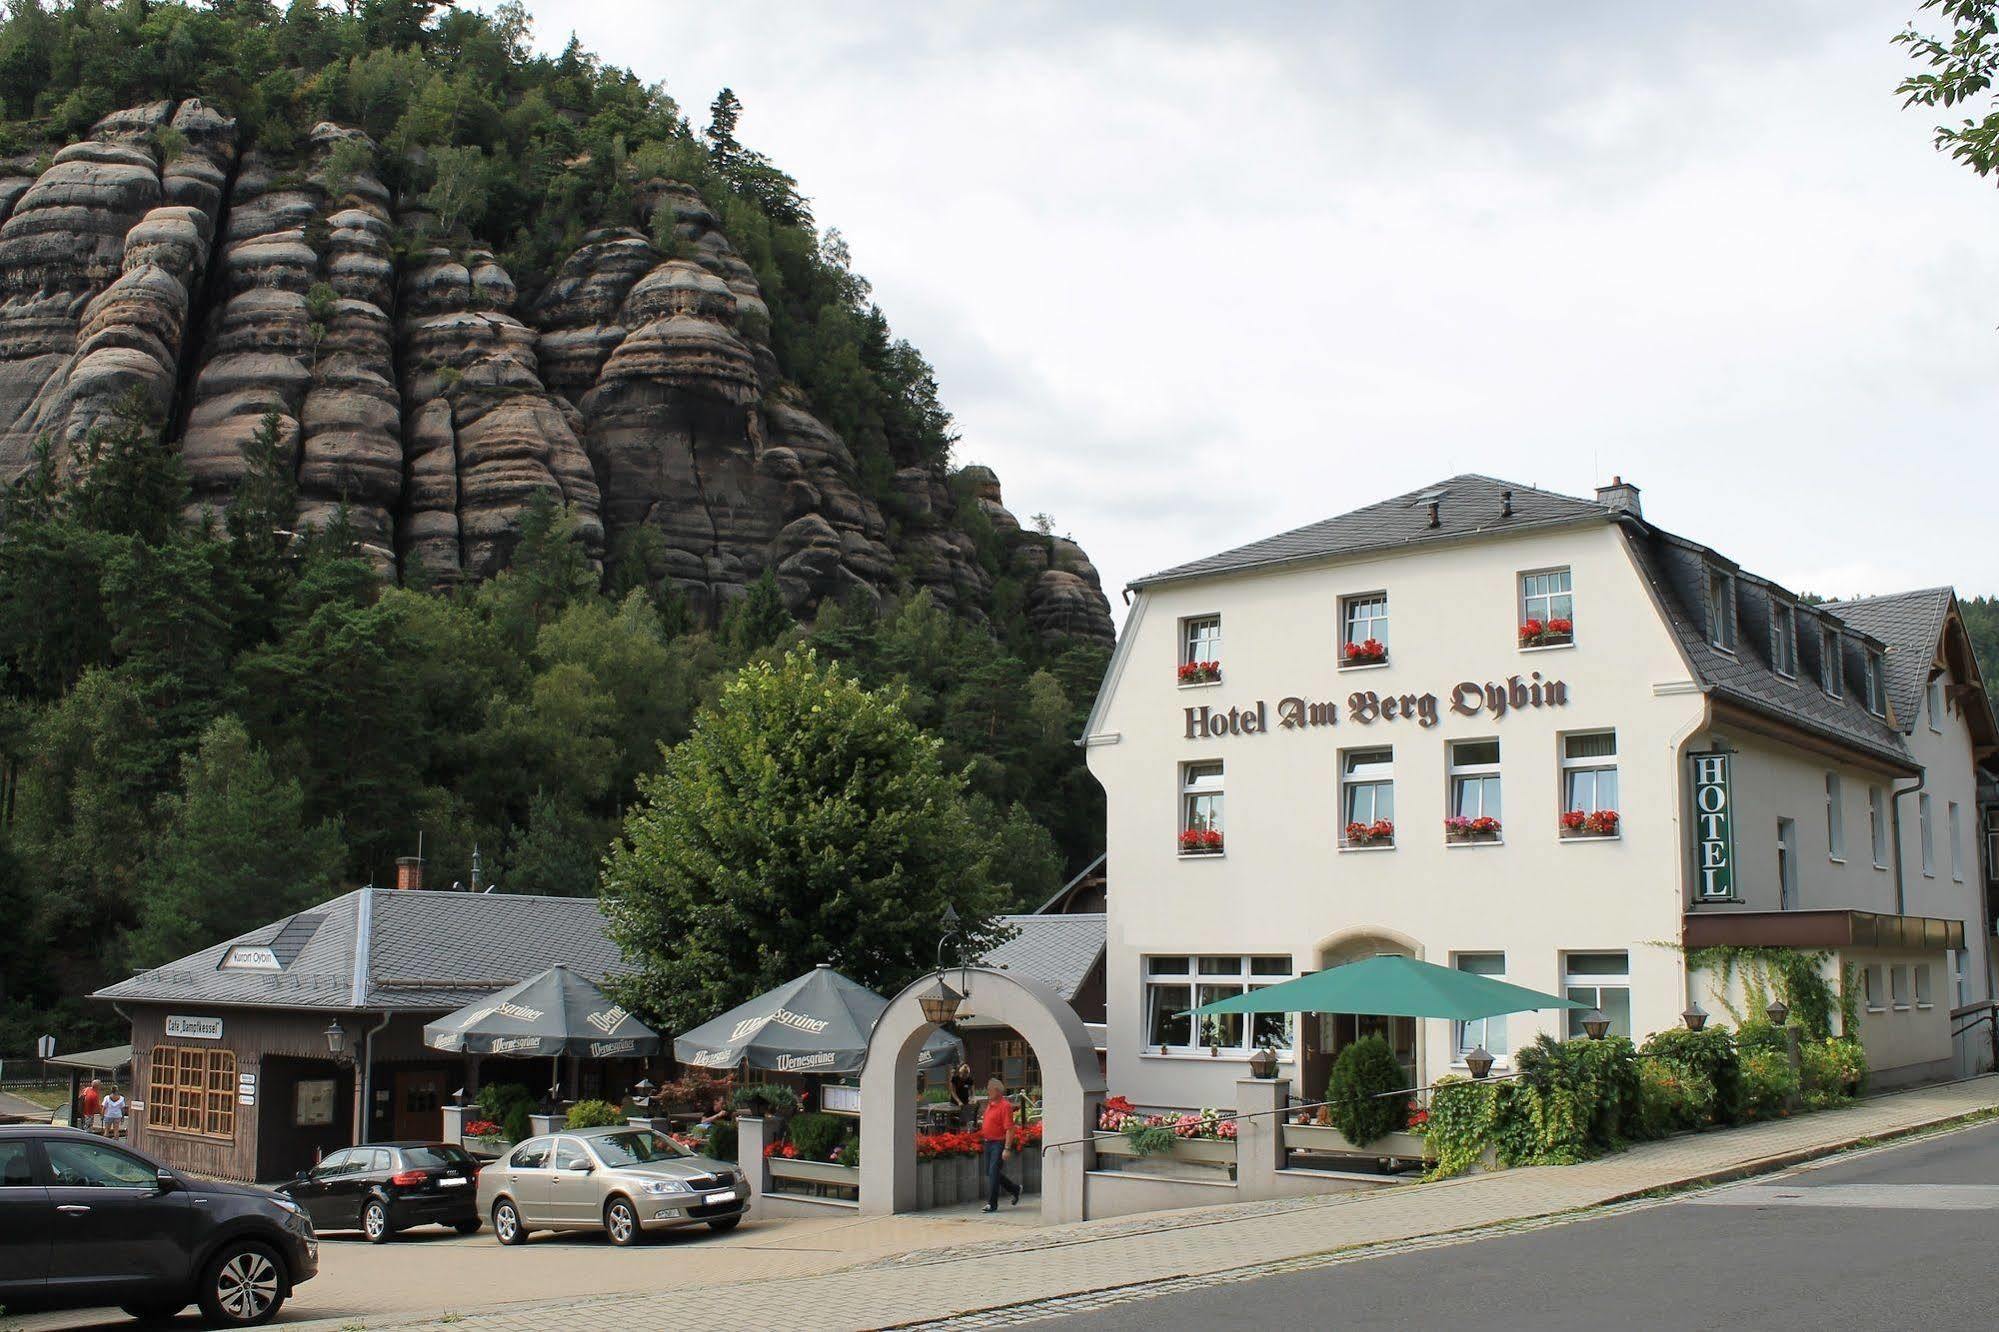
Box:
[286,1075,1999,1332]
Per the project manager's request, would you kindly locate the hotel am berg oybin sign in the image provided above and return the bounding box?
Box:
[1689,750,1737,901]
[1183,671,1570,739]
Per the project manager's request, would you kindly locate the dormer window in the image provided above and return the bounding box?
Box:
[1705,567,1737,652]
[1179,615,1221,685]
[1770,599,1798,679]
[1864,649,1887,717]
[1821,625,1844,700]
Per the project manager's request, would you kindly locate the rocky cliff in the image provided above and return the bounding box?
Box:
[0,103,1113,646]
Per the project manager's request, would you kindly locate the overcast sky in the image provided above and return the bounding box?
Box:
[520,1,1997,614]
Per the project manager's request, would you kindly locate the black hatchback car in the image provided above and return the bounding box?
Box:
[0,1124,318,1327]
[276,1141,481,1241]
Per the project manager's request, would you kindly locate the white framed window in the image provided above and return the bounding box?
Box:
[1454,953,1508,1058]
[1920,793,1935,877]
[1339,592,1390,665]
[1181,614,1221,670]
[1824,772,1845,862]
[1953,949,1967,1007]
[1863,964,1884,1012]
[1890,965,1909,1011]
[1869,786,1888,869]
[1520,568,1574,645]
[1950,801,1964,882]
[1864,649,1887,717]
[1928,675,1946,733]
[1340,747,1395,846]
[1821,626,1844,699]
[1145,954,1294,1055]
[1770,601,1798,679]
[1559,731,1618,836]
[1915,964,1934,1010]
[1563,952,1631,1039]
[1447,739,1502,827]
[1706,567,1738,652]
[1777,817,1798,911]
[1180,762,1224,855]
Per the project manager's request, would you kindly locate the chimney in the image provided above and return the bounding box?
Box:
[1595,475,1641,517]
[395,856,425,891]
[1501,489,1514,518]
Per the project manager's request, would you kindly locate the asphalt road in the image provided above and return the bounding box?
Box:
[1040,1119,1999,1331]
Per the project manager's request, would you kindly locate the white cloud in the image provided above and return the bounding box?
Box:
[510,1,1999,614]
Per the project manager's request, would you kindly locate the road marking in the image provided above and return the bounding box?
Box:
[1689,1183,1999,1211]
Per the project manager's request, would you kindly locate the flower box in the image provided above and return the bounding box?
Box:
[1444,816,1502,843]
[770,1157,860,1187]
[1343,819,1394,848]
[1092,1132,1237,1167]
[462,1135,510,1157]
[1341,638,1387,666]
[1178,661,1222,685]
[1178,828,1223,855]
[1518,617,1574,648]
[1559,809,1620,838]
[1281,1123,1430,1160]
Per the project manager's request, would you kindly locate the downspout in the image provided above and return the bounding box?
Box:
[1891,770,1926,917]
[349,889,382,1146]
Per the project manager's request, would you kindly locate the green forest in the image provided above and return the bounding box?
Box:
[0,0,1109,1053]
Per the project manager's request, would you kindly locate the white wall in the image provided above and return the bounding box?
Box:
[1087,521,1705,1107]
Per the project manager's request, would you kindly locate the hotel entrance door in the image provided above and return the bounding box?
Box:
[1300,1013,1416,1103]
[393,1071,444,1141]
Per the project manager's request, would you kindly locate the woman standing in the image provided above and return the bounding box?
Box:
[949,1062,975,1127]
[979,1077,1021,1213]
[102,1087,127,1139]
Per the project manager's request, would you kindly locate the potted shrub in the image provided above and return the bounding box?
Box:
[565,1099,626,1130]
[1341,637,1387,666]
[1178,827,1224,856]
[1344,818,1394,848]
[1444,815,1502,844]
[1177,660,1222,685]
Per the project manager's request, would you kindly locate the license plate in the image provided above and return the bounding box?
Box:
[440,1177,469,1187]
[705,1190,736,1205]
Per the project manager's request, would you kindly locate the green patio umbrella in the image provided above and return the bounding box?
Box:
[1188,954,1586,1021]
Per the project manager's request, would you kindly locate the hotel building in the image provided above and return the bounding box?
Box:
[1082,475,1997,1109]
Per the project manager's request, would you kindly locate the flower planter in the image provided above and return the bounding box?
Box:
[1281,1123,1429,1160]
[1092,1132,1237,1167]
[1341,641,1387,667]
[1177,662,1222,686]
[957,1153,980,1201]
[1445,830,1501,845]
[1178,830,1224,855]
[770,1158,860,1188]
[1558,827,1617,840]
[462,1135,511,1158]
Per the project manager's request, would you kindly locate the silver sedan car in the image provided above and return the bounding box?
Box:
[478,1126,748,1246]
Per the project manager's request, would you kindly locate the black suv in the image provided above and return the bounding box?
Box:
[0,1125,318,1327]
[277,1140,481,1241]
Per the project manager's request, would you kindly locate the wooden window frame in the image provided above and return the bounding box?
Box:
[149,1044,237,1141]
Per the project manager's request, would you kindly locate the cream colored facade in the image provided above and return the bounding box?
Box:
[1085,493,1991,1110]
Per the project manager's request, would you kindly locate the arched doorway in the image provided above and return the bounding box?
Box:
[860,967,1106,1224]
[1299,929,1424,1106]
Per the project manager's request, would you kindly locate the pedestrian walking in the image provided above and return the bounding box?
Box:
[979,1076,1020,1213]
[77,1079,103,1134]
[103,1087,126,1139]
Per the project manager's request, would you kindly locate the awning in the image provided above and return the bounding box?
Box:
[674,964,962,1075]
[423,966,662,1058]
[1189,955,1585,1022]
[46,1044,132,1074]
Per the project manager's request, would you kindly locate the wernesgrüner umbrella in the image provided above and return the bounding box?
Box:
[424,965,662,1059]
[675,963,962,1075]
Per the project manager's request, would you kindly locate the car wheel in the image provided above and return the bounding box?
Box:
[362,1197,392,1243]
[453,1217,482,1235]
[492,1198,528,1245]
[196,1240,286,1327]
[708,1216,742,1234]
[119,1301,186,1323]
[604,1195,642,1246]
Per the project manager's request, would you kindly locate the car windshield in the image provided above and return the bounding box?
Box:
[400,1145,473,1169]
[589,1130,691,1167]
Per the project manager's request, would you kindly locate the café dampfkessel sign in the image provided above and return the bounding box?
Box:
[1183,671,1570,740]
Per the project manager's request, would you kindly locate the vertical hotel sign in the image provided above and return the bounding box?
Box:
[1690,751,1736,901]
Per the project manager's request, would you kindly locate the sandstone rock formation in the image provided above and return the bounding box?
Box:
[0,104,1113,648]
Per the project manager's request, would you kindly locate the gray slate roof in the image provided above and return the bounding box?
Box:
[95,889,623,1012]
[976,914,1106,1000]
[1821,588,1953,736]
[1132,475,1606,588]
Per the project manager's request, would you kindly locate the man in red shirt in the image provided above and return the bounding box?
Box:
[77,1079,102,1133]
[979,1077,1021,1212]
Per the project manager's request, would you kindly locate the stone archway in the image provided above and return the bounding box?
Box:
[860,966,1106,1224]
